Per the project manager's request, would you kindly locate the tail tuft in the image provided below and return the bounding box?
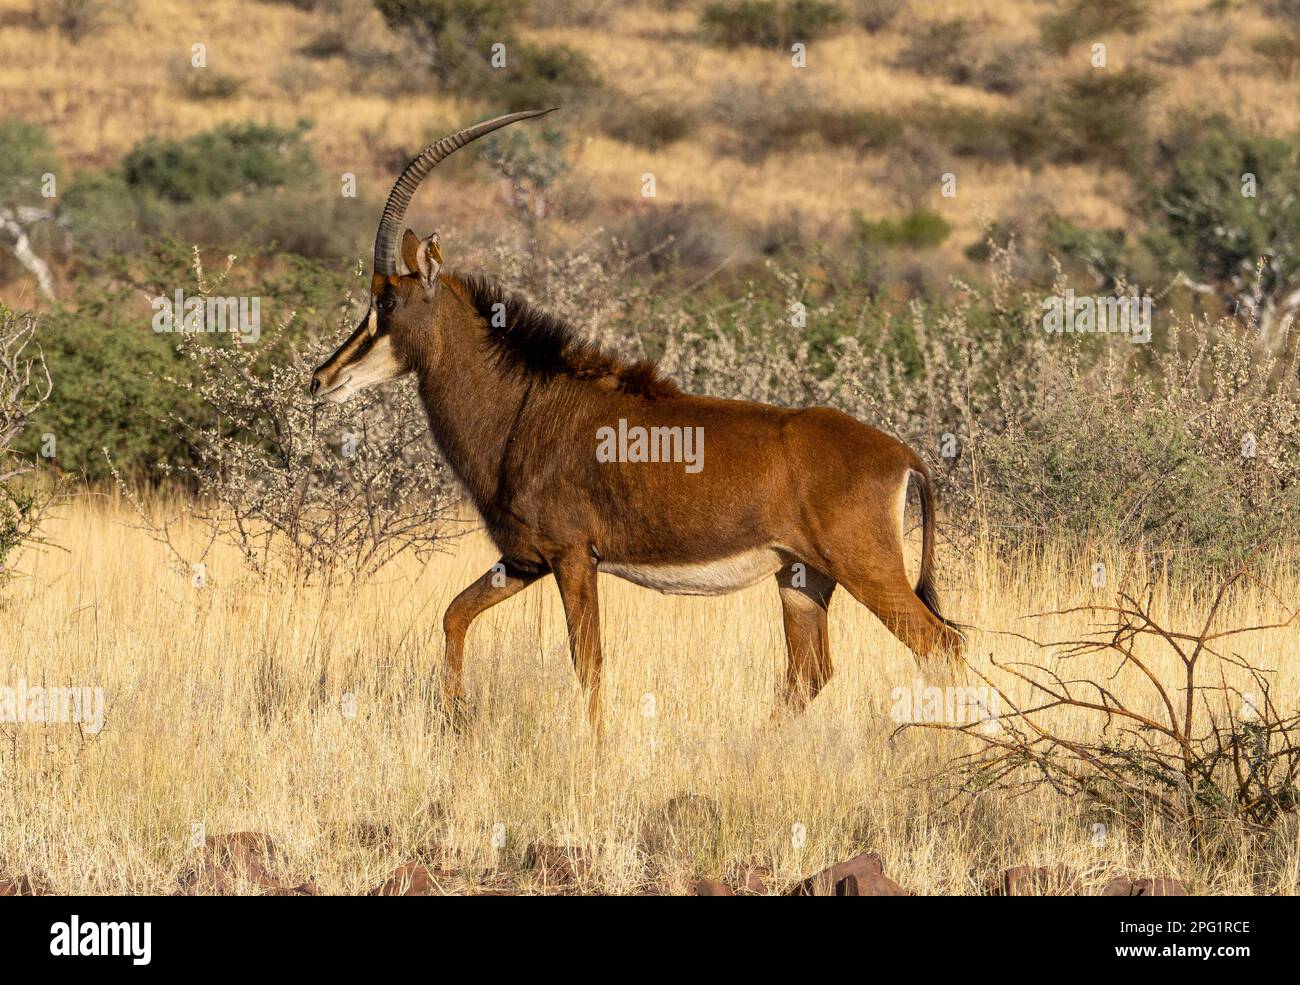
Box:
[914,568,947,625]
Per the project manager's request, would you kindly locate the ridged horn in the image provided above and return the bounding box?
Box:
[372,108,556,276]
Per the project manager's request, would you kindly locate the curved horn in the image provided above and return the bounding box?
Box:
[372,108,556,276]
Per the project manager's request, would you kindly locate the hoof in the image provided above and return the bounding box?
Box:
[433,695,471,732]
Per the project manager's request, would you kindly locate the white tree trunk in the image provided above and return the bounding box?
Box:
[0,207,56,298]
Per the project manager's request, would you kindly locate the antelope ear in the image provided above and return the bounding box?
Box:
[416,232,443,291]
[399,228,420,276]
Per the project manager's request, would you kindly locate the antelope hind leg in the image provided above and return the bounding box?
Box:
[774,563,837,716]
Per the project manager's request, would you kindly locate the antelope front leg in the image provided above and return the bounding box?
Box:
[442,560,541,718]
[551,551,604,735]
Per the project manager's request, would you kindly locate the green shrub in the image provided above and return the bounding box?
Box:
[477,125,571,227]
[912,104,1049,165]
[602,101,696,151]
[0,122,60,290]
[527,0,613,27]
[59,171,139,252]
[897,24,1041,94]
[299,28,353,59]
[895,19,972,83]
[27,242,356,482]
[295,0,404,71]
[1040,0,1148,53]
[713,81,900,161]
[913,73,1156,170]
[1046,69,1159,169]
[1263,0,1300,25]
[700,0,846,48]
[970,40,1040,95]
[374,0,526,75]
[1151,21,1230,66]
[968,333,1300,565]
[374,0,599,104]
[32,290,206,482]
[490,41,602,109]
[962,220,1022,263]
[614,203,736,275]
[62,123,370,263]
[172,66,245,101]
[1042,214,1128,288]
[852,0,905,33]
[814,108,903,153]
[1140,117,1300,331]
[122,122,316,203]
[31,0,119,43]
[181,192,369,260]
[0,121,59,209]
[851,208,951,249]
[1252,29,1300,79]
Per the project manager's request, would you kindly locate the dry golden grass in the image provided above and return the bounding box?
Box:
[1,493,1296,894]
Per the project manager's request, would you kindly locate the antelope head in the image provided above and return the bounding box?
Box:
[310,109,554,403]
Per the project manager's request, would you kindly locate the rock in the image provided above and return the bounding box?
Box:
[368,863,456,896]
[789,853,910,897]
[181,832,305,895]
[1102,875,1189,896]
[178,831,317,895]
[270,881,320,896]
[732,863,771,895]
[986,865,1082,897]
[1135,878,1189,896]
[524,843,592,888]
[692,877,734,896]
[0,874,48,896]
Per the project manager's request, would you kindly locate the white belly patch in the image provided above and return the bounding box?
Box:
[599,548,785,596]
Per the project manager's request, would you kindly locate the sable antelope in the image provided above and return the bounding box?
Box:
[311,110,964,730]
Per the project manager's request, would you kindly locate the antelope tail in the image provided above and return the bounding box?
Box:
[910,466,960,630]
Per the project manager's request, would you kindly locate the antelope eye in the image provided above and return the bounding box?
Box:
[376,295,396,314]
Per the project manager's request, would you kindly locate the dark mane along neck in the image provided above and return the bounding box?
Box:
[454,273,680,399]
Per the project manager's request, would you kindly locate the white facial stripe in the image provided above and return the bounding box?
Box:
[350,334,403,385]
[366,306,378,337]
[320,333,406,402]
